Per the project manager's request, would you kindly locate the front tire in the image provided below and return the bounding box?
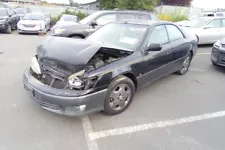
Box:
[176,52,192,75]
[103,75,135,115]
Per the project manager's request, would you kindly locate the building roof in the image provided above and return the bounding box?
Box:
[82,0,98,5]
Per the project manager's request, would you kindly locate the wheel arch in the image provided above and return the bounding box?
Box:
[121,72,138,90]
[68,34,85,39]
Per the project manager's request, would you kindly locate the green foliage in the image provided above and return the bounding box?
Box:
[52,9,89,25]
[99,0,158,11]
[159,12,188,22]
[99,0,117,9]
[116,0,158,11]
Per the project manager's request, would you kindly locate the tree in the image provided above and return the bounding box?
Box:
[160,0,191,6]
[99,0,158,11]
[68,0,74,7]
[116,0,158,11]
[99,0,117,10]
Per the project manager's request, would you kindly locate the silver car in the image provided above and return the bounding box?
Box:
[17,13,51,34]
[177,17,225,44]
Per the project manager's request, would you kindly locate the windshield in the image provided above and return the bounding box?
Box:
[0,9,7,16]
[60,15,77,21]
[14,8,26,14]
[187,18,211,28]
[23,14,43,20]
[79,11,102,24]
[87,23,148,50]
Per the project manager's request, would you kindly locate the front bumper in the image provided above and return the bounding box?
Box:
[0,23,8,31]
[23,69,107,116]
[211,46,225,67]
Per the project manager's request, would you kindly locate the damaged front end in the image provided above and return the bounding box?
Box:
[30,37,133,91]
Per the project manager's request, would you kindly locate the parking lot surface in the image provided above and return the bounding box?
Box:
[1,32,225,150]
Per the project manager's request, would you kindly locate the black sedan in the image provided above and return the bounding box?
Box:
[0,7,19,33]
[211,39,225,67]
[23,21,198,116]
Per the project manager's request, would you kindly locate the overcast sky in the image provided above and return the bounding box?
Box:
[46,0,225,9]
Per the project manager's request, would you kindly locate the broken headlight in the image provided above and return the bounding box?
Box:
[30,56,41,74]
[68,70,85,89]
[68,70,98,90]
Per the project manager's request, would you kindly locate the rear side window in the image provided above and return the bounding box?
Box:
[216,13,224,17]
[119,13,138,21]
[138,14,151,20]
[96,13,117,25]
[221,19,225,27]
[166,25,184,41]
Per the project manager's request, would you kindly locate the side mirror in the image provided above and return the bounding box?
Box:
[204,26,211,29]
[146,43,162,52]
[90,21,97,27]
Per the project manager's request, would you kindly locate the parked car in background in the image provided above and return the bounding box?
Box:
[211,38,225,67]
[202,11,225,17]
[177,17,225,44]
[17,13,51,34]
[52,10,158,39]
[52,14,79,30]
[14,7,31,19]
[24,21,198,116]
[0,7,20,33]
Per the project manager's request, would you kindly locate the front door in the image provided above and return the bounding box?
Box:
[220,18,225,39]
[201,19,221,44]
[89,13,117,35]
[139,25,172,87]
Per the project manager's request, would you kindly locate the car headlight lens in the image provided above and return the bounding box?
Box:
[214,41,221,48]
[54,28,65,34]
[68,70,85,89]
[30,56,41,74]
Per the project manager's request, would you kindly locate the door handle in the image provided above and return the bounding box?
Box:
[165,51,171,55]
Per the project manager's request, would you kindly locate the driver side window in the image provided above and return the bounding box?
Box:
[95,14,116,26]
[207,19,221,28]
[147,25,169,47]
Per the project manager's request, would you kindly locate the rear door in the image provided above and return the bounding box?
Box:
[165,24,190,72]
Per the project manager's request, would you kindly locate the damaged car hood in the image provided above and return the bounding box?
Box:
[37,36,101,65]
[37,36,132,73]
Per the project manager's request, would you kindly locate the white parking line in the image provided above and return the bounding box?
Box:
[190,68,208,72]
[81,116,99,150]
[196,53,211,55]
[89,110,225,140]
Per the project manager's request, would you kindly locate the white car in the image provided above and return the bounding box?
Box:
[52,14,79,30]
[177,17,225,44]
[17,13,51,34]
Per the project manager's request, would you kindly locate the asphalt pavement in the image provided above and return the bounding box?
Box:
[0,31,225,150]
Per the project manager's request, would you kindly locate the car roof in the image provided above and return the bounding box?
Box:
[114,20,174,26]
[27,12,44,15]
[95,10,154,15]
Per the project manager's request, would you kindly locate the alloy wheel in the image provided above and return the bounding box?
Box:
[109,84,132,111]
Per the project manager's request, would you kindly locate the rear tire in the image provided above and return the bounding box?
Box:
[176,52,192,75]
[103,75,135,115]
[6,25,12,34]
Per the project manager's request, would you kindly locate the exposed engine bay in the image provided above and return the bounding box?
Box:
[31,47,132,90]
[86,48,132,71]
